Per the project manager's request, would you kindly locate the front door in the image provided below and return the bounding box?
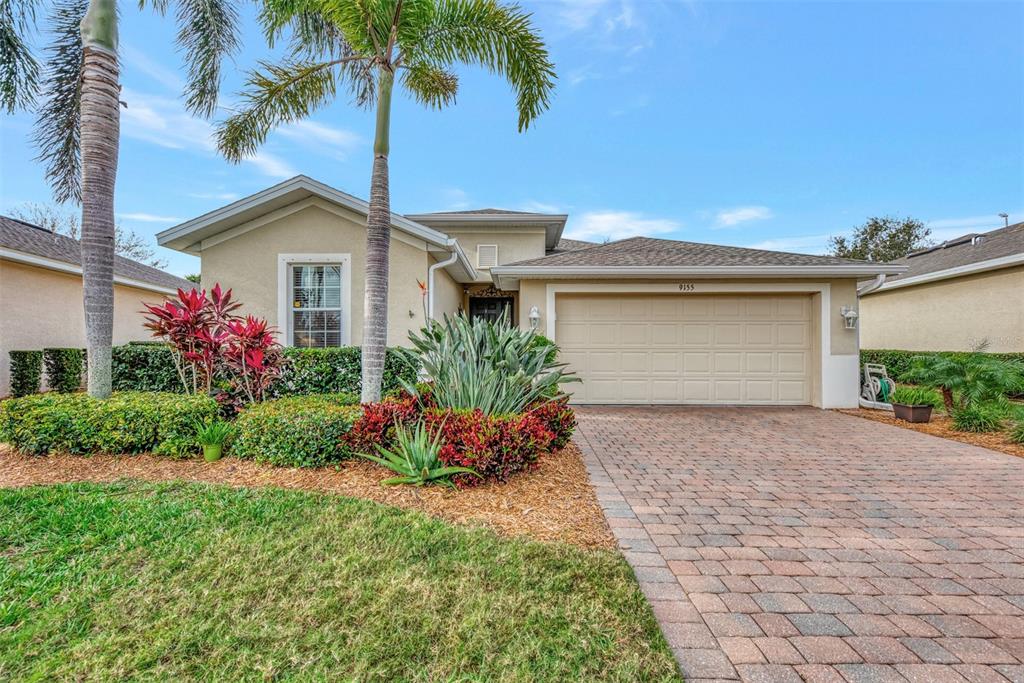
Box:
[469,297,514,325]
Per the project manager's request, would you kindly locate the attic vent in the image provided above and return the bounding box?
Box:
[972,235,986,246]
[477,244,498,268]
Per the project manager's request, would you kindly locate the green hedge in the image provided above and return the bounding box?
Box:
[43,348,84,393]
[0,391,218,457]
[273,347,419,397]
[861,349,1024,383]
[9,351,43,397]
[112,343,182,393]
[231,394,361,467]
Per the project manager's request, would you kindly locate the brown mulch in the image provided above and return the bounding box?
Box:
[0,443,615,550]
[838,408,1024,460]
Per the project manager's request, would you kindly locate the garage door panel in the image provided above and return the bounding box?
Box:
[557,294,813,405]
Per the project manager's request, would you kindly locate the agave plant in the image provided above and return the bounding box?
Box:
[403,313,577,415]
[360,420,477,487]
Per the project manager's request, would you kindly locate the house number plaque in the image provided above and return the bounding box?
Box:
[678,283,696,292]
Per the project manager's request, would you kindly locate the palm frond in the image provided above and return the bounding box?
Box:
[0,0,42,112]
[173,0,242,117]
[400,60,456,108]
[33,0,86,203]
[405,0,555,131]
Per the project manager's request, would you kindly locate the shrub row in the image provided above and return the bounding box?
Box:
[43,348,85,393]
[9,351,43,397]
[231,393,361,467]
[862,348,1024,383]
[0,392,218,457]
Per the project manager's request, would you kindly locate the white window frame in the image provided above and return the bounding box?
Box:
[277,253,352,347]
[476,244,499,269]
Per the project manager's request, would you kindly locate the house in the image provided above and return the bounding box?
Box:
[0,215,190,396]
[158,176,902,408]
[859,221,1024,353]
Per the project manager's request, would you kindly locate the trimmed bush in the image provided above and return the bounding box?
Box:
[950,403,1006,433]
[274,347,418,397]
[43,348,84,393]
[528,398,577,450]
[232,394,361,467]
[423,408,555,485]
[8,351,43,397]
[345,393,422,454]
[112,343,182,393]
[0,391,218,457]
[862,349,1024,384]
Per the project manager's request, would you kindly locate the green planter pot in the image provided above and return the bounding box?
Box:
[203,444,223,462]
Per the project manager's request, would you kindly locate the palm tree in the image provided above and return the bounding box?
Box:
[2,0,241,397]
[905,343,1024,413]
[216,0,555,403]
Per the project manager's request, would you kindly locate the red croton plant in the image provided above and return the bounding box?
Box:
[142,285,284,406]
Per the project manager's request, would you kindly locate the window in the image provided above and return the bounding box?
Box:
[477,244,498,269]
[290,264,343,347]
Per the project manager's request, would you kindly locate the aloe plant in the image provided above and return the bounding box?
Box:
[361,421,477,488]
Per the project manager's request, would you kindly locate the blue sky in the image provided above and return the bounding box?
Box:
[2,0,1022,277]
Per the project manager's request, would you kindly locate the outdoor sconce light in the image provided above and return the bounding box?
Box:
[528,305,541,330]
[840,306,859,330]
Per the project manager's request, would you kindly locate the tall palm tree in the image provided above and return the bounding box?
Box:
[216,0,556,403]
[2,0,240,397]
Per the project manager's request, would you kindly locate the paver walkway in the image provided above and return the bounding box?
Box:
[575,407,1024,683]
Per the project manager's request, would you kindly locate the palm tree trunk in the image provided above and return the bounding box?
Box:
[79,0,119,398]
[941,387,955,413]
[360,67,394,404]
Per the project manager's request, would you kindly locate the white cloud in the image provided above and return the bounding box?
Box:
[564,210,680,242]
[925,210,1022,239]
[121,44,185,92]
[189,191,240,201]
[117,212,183,223]
[440,187,472,211]
[714,205,774,228]
[247,152,298,180]
[278,120,363,158]
[743,233,831,254]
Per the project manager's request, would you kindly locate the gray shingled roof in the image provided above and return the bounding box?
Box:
[421,208,535,215]
[549,238,596,254]
[505,236,872,268]
[1,215,191,291]
[883,221,1024,282]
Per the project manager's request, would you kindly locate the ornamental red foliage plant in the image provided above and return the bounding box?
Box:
[526,398,576,450]
[345,392,420,453]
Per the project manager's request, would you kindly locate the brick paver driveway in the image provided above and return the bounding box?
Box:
[575,407,1024,683]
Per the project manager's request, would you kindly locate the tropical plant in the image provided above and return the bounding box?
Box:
[905,343,1024,413]
[195,420,234,446]
[950,403,1006,433]
[3,0,243,398]
[890,385,943,410]
[360,419,477,487]
[403,313,576,415]
[215,0,556,403]
[1010,418,1024,445]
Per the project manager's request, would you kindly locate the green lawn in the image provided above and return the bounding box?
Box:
[0,481,679,682]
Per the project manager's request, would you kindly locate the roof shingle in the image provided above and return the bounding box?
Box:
[884,221,1024,282]
[1,215,191,291]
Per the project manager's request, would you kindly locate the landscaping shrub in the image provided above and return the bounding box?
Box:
[950,403,1006,433]
[862,348,1024,384]
[345,392,421,454]
[0,391,218,457]
[890,385,943,410]
[274,347,418,397]
[232,394,361,467]
[528,398,576,450]
[905,347,1024,413]
[112,343,182,393]
[423,408,555,485]
[361,420,478,487]
[1010,420,1024,445]
[42,348,84,393]
[8,350,43,397]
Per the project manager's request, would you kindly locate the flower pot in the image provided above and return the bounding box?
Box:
[203,444,223,462]
[892,403,933,423]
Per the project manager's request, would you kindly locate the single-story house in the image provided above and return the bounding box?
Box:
[859,221,1024,353]
[0,215,190,396]
[158,176,902,408]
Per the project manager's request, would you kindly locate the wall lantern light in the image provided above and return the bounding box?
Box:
[528,305,541,330]
[840,306,859,330]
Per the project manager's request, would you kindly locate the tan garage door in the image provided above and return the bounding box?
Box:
[556,294,813,404]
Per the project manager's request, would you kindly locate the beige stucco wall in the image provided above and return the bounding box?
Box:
[431,259,464,318]
[439,228,546,283]
[199,200,435,348]
[0,259,163,396]
[859,265,1024,352]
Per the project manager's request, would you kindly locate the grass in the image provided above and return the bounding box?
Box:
[0,481,679,682]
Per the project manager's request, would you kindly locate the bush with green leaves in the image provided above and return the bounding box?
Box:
[231,394,361,467]
[862,348,1024,384]
[890,385,943,410]
[8,350,43,397]
[404,314,577,415]
[950,403,1006,433]
[273,347,418,397]
[112,343,183,393]
[0,391,218,457]
[361,420,478,488]
[42,348,84,393]
[1010,419,1024,445]
[905,345,1024,413]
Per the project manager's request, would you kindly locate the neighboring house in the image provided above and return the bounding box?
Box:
[158,176,901,408]
[0,215,190,396]
[859,221,1024,353]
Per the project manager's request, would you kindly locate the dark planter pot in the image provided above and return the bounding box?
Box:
[892,403,933,423]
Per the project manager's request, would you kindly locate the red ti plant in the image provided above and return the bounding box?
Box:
[222,315,284,403]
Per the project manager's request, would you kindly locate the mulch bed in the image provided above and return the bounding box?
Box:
[838,408,1024,460]
[0,443,614,550]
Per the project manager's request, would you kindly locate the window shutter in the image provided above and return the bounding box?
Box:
[477,244,498,268]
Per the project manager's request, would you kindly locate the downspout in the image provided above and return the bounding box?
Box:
[857,273,886,296]
[427,246,459,321]
[857,273,892,410]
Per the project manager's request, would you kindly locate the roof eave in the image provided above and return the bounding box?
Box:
[1,248,182,295]
[406,212,568,250]
[862,252,1024,295]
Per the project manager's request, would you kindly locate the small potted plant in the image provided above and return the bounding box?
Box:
[890,385,938,423]
[196,421,233,462]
